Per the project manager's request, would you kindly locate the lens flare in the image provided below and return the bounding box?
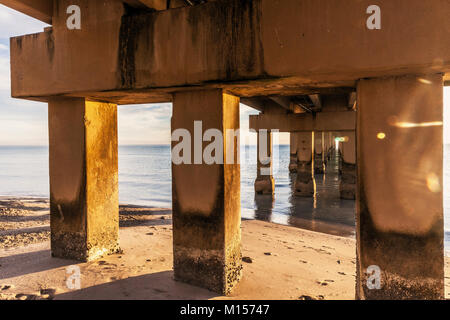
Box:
[393,121,443,128]
[377,132,386,140]
[426,173,441,193]
[418,78,432,85]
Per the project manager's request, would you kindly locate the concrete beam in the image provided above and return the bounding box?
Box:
[0,0,52,24]
[124,0,189,10]
[348,92,357,110]
[308,94,322,110]
[241,97,287,114]
[269,96,305,114]
[249,111,356,132]
[10,0,450,103]
[123,0,165,10]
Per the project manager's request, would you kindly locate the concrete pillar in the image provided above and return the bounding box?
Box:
[314,131,324,174]
[255,130,275,195]
[294,132,314,197]
[49,97,119,261]
[171,89,242,295]
[340,131,356,200]
[254,193,274,222]
[328,132,333,160]
[356,74,444,300]
[322,132,327,167]
[289,132,298,173]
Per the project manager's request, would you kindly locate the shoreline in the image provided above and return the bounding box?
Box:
[1,195,449,253]
[1,196,449,300]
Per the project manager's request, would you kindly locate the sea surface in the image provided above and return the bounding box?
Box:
[0,145,449,250]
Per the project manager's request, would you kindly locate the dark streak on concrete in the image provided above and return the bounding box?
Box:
[356,183,445,300]
[45,30,55,63]
[172,168,242,294]
[50,148,88,261]
[118,4,156,88]
[187,0,265,81]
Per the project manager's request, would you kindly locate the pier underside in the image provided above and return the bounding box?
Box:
[1,0,446,299]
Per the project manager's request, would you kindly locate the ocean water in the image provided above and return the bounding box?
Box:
[0,145,449,247]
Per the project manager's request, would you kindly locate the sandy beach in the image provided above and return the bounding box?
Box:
[1,197,449,300]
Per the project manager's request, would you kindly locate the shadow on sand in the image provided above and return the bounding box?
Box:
[0,248,74,280]
[55,271,217,300]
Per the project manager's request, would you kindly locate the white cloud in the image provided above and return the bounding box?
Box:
[0,5,49,39]
[0,56,11,91]
[118,104,172,145]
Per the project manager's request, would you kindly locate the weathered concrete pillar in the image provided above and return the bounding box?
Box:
[327,132,334,160]
[49,97,119,261]
[289,132,298,173]
[255,130,275,195]
[294,132,314,197]
[356,74,444,300]
[322,132,327,167]
[171,89,242,295]
[314,131,324,174]
[340,131,356,200]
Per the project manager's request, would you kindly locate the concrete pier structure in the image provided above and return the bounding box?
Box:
[294,132,314,197]
[255,130,275,195]
[3,0,449,299]
[339,132,356,200]
[49,98,119,261]
[289,133,298,173]
[314,132,325,174]
[357,74,444,299]
[171,90,242,294]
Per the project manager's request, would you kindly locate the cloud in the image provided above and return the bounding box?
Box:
[118,104,172,145]
[0,5,49,40]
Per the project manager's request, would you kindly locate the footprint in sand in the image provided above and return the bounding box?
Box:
[299,295,325,300]
[317,279,333,286]
[0,285,14,291]
[15,293,39,300]
[39,288,56,300]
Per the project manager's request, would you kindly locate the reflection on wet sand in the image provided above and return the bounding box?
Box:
[253,150,355,238]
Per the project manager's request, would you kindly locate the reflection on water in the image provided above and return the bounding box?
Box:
[249,148,356,238]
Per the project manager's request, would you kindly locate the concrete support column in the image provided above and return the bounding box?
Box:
[289,132,298,173]
[322,132,327,167]
[314,131,324,174]
[294,132,314,197]
[328,132,333,160]
[172,89,242,295]
[255,130,275,195]
[49,97,119,261]
[340,131,356,200]
[356,74,444,300]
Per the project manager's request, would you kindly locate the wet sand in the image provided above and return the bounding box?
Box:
[1,197,449,300]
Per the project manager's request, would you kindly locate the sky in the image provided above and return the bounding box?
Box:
[0,4,447,146]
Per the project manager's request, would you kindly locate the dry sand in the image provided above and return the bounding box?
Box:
[1,197,449,300]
